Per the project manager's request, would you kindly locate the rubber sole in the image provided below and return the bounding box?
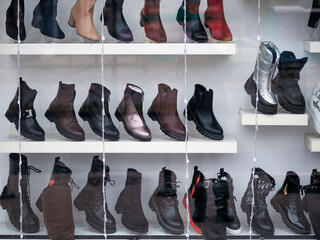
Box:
[226,226,241,235]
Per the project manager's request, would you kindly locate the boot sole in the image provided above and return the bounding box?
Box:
[226,226,241,235]
[45,109,85,141]
[270,197,311,235]
[149,195,184,235]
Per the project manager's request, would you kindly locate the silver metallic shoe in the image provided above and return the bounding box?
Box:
[244,41,280,114]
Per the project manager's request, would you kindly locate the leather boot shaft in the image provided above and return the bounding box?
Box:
[6,0,26,41]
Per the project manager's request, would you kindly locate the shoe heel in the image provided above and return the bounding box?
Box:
[36,196,43,212]
[148,196,156,212]
[115,109,122,122]
[74,194,85,211]
[78,107,88,121]
[68,14,76,28]
[45,110,54,123]
[5,109,14,123]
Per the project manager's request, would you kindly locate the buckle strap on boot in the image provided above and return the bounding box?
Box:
[21,109,36,119]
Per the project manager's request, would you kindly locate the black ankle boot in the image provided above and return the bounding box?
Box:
[101,0,133,42]
[271,171,311,234]
[115,168,148,233]
[185,84,223,140]
[241,167,275,237]
[31,0,65,39]
[149,167,184,234]
[74,156,116,233]
[79,83,119,141]
[0,153,41,233]
[5,78,45,141]
[6,0,26,41]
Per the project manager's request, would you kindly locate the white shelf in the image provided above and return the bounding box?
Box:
[0,134,237,154]
[240,109,308,126]
[304,134,320,152]
[0,43,236,55]
[303,41,320,53]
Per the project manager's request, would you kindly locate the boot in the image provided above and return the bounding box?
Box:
[101,0,133,42]
[79,83,119,141]
[31,0,65,39]
[140,0,167,43]
[148,84,186,141]
[240,167,275,237]
[271,51,308,114]
[5,78,45,141]
[0,153,40,233]
[302,169,320,240]
[68,0,100,42]
[115,84,151,141]
[6,0,26,41]
[36,157,76,240]
[45,81,85,141]
[176,0,208,42]
[204,0,232,41]
[149,167,184,234]
[244,41,280,114]
[74,156,116,233]
[185,84,223,140]
[115,168,148,233]
[218,168,241,235]
[271,171,311,234]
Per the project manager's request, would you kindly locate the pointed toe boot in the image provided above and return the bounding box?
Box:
[79,83,119,141]
[6,0,26,41]
[31,0,65,39]
[5,78,45,141]
[45,81,85,141]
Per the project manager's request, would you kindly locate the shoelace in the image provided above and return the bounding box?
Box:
[255,180,274,213]
[69,177,80,191]
[22,165,41,204]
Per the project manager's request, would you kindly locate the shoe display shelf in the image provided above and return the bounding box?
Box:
[303,41,320,53]
[0,43,236,56]
[304,134,320,152]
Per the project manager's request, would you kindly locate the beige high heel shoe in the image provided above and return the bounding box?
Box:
[68,0,100,42]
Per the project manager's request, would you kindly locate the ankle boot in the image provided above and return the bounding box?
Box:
[240,167,275,237]
[45,81,85,141]
[6,0,26,41]
[176,0,208,42]
[74,156,116,233]
[140,0,167,43]
[68,0,100,42]
[218,168,241,235]
[31,0,65,39]
[0,153,40,233]
[101,0,133,42]
[271,171,311,234]
[271,51,308,114]
[115,168,148,233]
[148,84,185,141]
[149,167,184,234]
[36,157,76,240]
[5,78,45,141]
[244,41,280,114]
[204,0,232,41]
[79,83,119,141]
[302,169,320,240]
[185,84,223,140]
[115,84,151,141]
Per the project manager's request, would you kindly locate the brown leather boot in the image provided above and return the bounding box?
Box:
[148,84,185,141]
[68,0,100,41]
[115,84,151,141]
[45,81,85,141]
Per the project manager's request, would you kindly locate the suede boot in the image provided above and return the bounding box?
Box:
[6,0,26,41]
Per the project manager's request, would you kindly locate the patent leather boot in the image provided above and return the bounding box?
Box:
[115,168,148,233]
[302,169,320,240]
[241,167,275,237]
[101,0,133,42]
[244,41,280,114]
[149,167,184,234]
[31,0,65,39]
[148,84,186,141]
[204,0,232,41]
[115,84,151,141]
[45,81,85,141]
[176,0,208,42]
[6,0,26,41]
[271,171,311,234]
[68,0,100,41]
[271,51,308,114]
[36,157,76,240]
[185,84,223,140]
[0,153,40,233]
[79,83,119,141]
[5,78,45,141]
[140,0,167,42]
